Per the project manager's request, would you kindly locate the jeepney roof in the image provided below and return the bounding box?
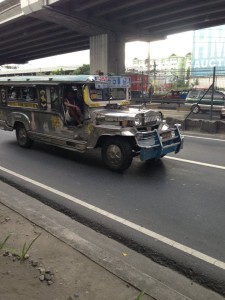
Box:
[0,75,96,85]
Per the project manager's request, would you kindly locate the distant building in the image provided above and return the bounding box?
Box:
[127,53,191,91]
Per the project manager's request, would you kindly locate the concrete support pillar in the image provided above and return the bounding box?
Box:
[20,0,44,14]
[90,34,125,75]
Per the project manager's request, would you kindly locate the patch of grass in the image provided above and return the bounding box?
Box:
[0,234,11,250]
[16,233,41,261]
[136,290,145,300]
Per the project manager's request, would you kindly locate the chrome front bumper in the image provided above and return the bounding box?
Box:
[135,125,184,161]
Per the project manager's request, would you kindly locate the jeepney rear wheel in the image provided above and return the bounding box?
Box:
[16,123,33,148]
[102,138,133,172]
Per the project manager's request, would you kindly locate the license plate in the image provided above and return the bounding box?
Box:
[161,131,172,140]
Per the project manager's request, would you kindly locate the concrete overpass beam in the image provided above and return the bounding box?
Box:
[90,34,125,75]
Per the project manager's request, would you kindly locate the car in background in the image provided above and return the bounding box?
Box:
[185,86,225,114]
[161,90,188,104]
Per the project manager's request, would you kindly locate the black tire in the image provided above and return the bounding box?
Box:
[191,104,200,114]
[16,124,33,148]
[102,138,133,172]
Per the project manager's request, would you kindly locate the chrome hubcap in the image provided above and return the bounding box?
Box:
[107,145,122,166]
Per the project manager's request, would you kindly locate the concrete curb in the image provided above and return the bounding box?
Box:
[165,117,225,134]
[182,119,225,134]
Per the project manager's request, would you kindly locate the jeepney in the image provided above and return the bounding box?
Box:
[0,75,183,171]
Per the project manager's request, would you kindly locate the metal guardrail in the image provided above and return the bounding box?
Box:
[131,97,186,105]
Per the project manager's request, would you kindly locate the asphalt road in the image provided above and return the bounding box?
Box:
[0,130,225,294]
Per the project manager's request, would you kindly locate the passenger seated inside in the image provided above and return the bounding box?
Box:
[64,88,83,126]
[10,90,17,99]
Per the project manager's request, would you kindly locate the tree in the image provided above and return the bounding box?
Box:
[51,68,64,75]
[133,57,139,65]
[186,67,190,80]
[3,64,18,69]
[72,64,90,75]
[194,78,199,86]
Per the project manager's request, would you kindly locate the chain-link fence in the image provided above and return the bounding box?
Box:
[185,67,225,122]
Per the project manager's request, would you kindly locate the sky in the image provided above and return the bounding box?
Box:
[17,31,193,70]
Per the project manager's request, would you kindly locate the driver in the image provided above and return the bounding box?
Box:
[64,89,83,126]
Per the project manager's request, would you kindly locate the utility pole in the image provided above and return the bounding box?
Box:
[153,60,157,91]
[147,42,151,102]
[147,42,150,75]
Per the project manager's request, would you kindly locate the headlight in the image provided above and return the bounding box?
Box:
[134,115,142,126]
[144,113,162,125]
[159,120,169,131]
[156,115,161,122]
[155,112,163,123]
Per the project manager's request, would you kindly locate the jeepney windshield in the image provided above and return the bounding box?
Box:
[89,84,126,101]
[89,84,105,101]
[111,88,126,100]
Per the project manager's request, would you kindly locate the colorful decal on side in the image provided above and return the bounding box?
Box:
[40,89,47,110]
[51,116,61,128]
[1,88,6,104]
[7,101,38,109]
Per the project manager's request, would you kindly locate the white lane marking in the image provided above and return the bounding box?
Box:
[184,135,225,142]
[1,165,225,270]
[165,156,225,170]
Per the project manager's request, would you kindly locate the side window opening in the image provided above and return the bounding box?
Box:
[215,92,224,99]
[89,83,104,101]
[63,84,86,126]
[8,86,37,102]
[0,87,7,105]
[50,86,61,111]
[205,91,212,99]
[188,90,199,98]
[8,87,21,100]
[110,88,126,100]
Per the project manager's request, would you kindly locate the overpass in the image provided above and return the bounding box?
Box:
[1,0,225,74]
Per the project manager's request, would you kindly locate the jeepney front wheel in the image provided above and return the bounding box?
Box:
[16,123,33,148]
[102,138,133,172]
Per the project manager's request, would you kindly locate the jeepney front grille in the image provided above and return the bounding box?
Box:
[144,112,161,125]
[142,131,154,139]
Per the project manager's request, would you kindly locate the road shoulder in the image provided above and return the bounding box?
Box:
[0,180,223,300]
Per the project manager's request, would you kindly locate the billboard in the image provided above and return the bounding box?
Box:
[191,25,225,77]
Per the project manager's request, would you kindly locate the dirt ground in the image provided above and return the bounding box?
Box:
[0,202,151,300]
